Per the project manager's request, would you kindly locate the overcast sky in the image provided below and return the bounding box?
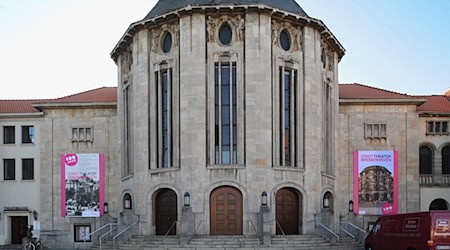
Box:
[0,0,449,99]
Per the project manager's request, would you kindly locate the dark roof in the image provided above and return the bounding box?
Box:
[143,0,308,20]
[339,83,413,99]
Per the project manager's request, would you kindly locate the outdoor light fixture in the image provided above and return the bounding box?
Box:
[103,202,109,214]
[323,195,330,209]
[184,192,190,207]
[349,200,354,212]
[33,210,38,220]
[124,193,132,209]
[261,191,268,206]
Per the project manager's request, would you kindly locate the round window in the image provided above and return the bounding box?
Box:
[280,29,291,51]
[219,24,232,45]
[162,32,172,53]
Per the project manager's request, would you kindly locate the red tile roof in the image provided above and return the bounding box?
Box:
[339,83,412,99]
[417,95,450,113]
[35,87,117,104]
[0,100,42,114]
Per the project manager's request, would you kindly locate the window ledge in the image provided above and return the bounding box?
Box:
[20,143,35,145]
[20,179,35,182]
[149,167,180,174]
[121,174,134,181]
[207,165,245,170]
[273,166,305,172]
[2,180,17,182]
[321,172,336,179]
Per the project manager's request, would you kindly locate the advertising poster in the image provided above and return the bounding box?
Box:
[61,153,104,217]
[353,150,398,215]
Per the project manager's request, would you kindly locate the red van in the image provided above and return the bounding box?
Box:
[365,211,450,250]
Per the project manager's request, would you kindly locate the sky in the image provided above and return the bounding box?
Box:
[0,0,449,99]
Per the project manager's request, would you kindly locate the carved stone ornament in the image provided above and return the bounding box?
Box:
[321,40,334,83]
[272,20,303,51]
[121,45,132,84]
[207,15,245,43]
[151,23,180,53]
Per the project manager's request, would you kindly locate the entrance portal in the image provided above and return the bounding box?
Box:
[210,186,243,235]
[276,188,301,235]
[11,216,28,244]
[155,189,177,235]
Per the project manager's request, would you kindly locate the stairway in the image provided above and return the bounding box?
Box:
[88,234,364,250]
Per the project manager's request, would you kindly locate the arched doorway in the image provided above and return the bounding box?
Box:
[429,198,449,210]
[276,188,301,235]
[210,186,243,235]
[155,189,177,235]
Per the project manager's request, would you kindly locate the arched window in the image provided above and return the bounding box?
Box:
[442,146,450,174]
[123,193,132,209]
[419,146,433,175]
[429,198,448,210]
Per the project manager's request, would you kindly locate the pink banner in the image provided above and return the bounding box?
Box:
[61,153,104,217]
[353,151,398,215]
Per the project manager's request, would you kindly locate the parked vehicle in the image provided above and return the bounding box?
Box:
[365,211,450,250]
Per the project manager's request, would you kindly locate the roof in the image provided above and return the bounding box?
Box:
[417,95,450,113]
[0,100,42,114]
[339,83,413,99]
[0,87,116,115]
[143,0,308,20]
[34,87,117,105]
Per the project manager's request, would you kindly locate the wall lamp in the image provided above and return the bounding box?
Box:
[184,192,190,207]
[261,191,268,206]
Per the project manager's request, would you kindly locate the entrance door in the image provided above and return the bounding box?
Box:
[210,186,242,235]
[155,189,177,235]
[11,216,28,244]
[276,188,300,235]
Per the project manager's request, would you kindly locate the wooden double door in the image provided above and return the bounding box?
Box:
[210,186,243,235]
[276,188,301,235]
[155,189,177,235]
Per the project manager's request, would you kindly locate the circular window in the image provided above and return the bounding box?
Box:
[162,32,172,53]
[280,29,291,51]
[219,24,232,45]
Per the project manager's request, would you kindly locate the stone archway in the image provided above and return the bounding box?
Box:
[210,186,243,235]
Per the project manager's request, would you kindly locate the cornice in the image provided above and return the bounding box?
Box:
[110,4,345,62]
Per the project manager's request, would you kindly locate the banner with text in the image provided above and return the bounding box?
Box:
[353,150,398,215]
[61,153,104,217]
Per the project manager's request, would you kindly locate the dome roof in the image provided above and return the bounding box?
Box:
[143,0,308,20]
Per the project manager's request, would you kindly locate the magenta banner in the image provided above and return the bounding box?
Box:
[353,151,398,215]
[61,153,104,217]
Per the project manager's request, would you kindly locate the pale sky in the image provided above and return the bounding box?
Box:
[0,0,449,99]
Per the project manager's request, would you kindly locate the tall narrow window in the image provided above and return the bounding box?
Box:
[3,126,15,144]
[21,126,34,144]
[324,82,332,173]
[22,158,34,180]
[279,67,297,166]
[442,146,450,175]
[419,146,433,174]
[123,84,132,176]
[3,159,15,180]
[215,62,237,165]
[156,69,173,168]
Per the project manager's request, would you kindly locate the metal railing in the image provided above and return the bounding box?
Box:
[84,222,118,247]
[194,220,205,235]
[274,220,287,244]
[339,222,367,242]
[111,221,138,249]
[316,222,340,242]
[336,223,354,239]
[99,224,118,250]
[162,220,179,246]
[247,220,261,242]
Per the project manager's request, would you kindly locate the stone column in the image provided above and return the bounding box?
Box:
[259,205,271,246]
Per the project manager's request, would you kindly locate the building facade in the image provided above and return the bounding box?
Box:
[0,0,449,248]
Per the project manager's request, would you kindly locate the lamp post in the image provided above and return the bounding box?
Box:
[184,192,190,207]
